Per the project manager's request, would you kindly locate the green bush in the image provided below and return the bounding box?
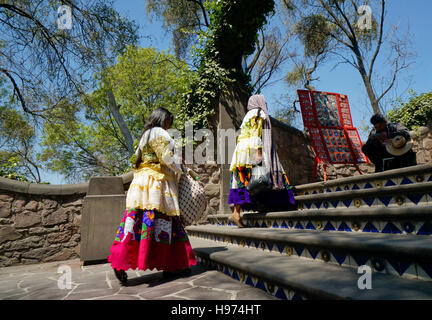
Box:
[387,91,432,130]
[0,156,28,182]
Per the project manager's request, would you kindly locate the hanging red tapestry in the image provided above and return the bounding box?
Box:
[297,89,368,166]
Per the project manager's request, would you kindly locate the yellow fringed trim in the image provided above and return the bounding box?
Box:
[128,184,178,199]
[126,200,180,216]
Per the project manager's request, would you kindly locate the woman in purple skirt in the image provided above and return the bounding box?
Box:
[228,95,295,227]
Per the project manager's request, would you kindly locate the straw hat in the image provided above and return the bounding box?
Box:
[386,135,413,156]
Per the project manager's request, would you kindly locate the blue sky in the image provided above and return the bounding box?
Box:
[41,0,432,184]
[112,0,431,130]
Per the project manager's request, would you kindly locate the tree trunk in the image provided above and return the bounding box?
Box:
[353,47,381,115]
[106,89,135,155]
[359,69,381,115]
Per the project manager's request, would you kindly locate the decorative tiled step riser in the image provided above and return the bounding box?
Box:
[195,256,307,300]
[297,192,431,211]
[296,174,432,196]
[208,218,432,236]
[189,234,432,282]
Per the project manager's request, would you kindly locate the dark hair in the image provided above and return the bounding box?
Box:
[135,107,174,169]
[370,113,387,125]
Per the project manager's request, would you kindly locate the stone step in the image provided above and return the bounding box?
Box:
[189,237,432,300]
[294,181,432,210]
[294,163,432,196]
[207,206,432,236]
[186,224,432,282]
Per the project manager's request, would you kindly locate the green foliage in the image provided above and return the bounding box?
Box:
[286,65,307,88]
[1,0,139,116]
[178,0,276,129]
[293,1,380,58]
[0,82,41,182]
[273,107,296,125]
[295,14,331,57]
[39,46,193,182]
[177,54,233,130]
[205,0,275,70]
[0,156,28,182]
[146,0,202,58]
[271,93,299,126]
[100,45,193,131]
[387,91,432,130]
[0,106,34,143]
[2,0,280,183]
[289,0,392,115]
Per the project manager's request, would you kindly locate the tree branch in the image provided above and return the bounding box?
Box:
[15,141,42,183]
[318,0,354,41]
[328,30,355,50]
[186,0,209,27]
[246,29,265,74]
[376,46,411,103]
[0,3,80,102]
[332,0,358,44]
[369,0,386,80]
[0,68,29,113]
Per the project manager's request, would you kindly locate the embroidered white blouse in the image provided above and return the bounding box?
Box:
[126,127,183,216]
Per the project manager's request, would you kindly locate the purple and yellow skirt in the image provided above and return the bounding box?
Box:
[228,166,295,208]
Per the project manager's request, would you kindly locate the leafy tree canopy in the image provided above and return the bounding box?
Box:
[0,0,139,117]
[176,0,277,130]
[387,90,432,130]
[146,0,205,59]
[38,46,193,182]
[0,75,42,182]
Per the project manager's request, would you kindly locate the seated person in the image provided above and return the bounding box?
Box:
[361,114,417,172]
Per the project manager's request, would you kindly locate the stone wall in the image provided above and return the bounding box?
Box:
[0,163,221,267]
[0,190,84,267]
[412,126,432,164]
[189,162,221,221]
[324,126,432,180]
[271,118,316,185]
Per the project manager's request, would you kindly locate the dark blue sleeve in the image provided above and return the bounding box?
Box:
[388,123,411,140]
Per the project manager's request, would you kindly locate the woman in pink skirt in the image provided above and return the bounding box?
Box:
[107,107,197,285]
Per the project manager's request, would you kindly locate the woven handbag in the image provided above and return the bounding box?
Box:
[178,167,208,227]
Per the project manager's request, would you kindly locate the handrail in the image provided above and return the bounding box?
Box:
[0,171,134,195]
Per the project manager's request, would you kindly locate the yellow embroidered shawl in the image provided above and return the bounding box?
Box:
[229,109,266,171]
[135,127,182,182]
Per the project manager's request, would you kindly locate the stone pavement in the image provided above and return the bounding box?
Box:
[0,259,279,300]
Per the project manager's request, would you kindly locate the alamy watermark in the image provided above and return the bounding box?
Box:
[57,5,72,30]
[357,5,373,31]
[162,121,270,166]
[357,265,372,290]
[57,265,72,290]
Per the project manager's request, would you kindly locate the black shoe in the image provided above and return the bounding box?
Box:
[114,268,128,286]
[163,268,192,279]
[179,268,192,277]
[162,271,178,279]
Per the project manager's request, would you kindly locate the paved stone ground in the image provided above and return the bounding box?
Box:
[0,259,279,300]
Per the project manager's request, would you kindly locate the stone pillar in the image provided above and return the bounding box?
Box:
[80,177,125,264]
[217,85,248,215]
[414,126,432,164]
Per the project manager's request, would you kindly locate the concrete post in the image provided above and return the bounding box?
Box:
[218,85,249,214]
[80,177,126,264]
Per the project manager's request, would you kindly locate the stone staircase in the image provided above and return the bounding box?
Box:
[186,164,432,300]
